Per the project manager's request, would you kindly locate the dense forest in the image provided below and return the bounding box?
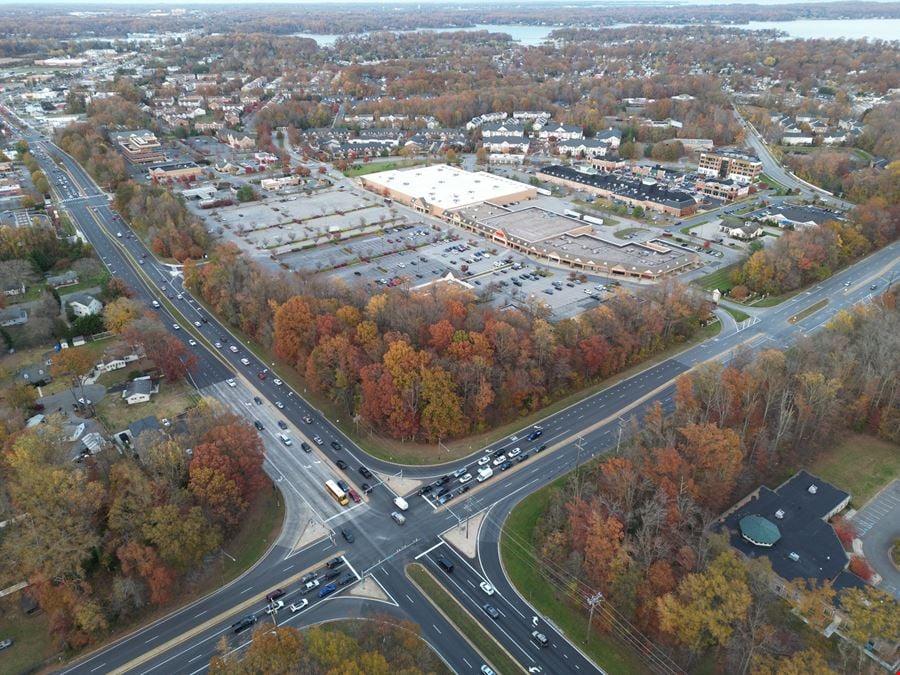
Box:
[185,243,711,442]
[526,289,899,673]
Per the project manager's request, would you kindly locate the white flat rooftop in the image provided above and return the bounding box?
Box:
[362,164,532,211]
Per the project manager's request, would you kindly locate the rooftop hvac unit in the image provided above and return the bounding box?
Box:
[775,509,785,519]
[788,552,800,562]
[808,485,818,494]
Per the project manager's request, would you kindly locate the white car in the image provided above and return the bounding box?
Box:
[459,473,472,484]
[479,581,495,596]
[214,342,222,349]
[177,293,183,300]
[507,447,521,458]
[275,401,284,409]
[188,339,197,346]
[290,600,308,613]
[226,379,236,388]
[273,378,282,386]
[172,323,180,330]
[193,320,201,327]
[265,600,285,614]
[240,358,250,366]
[492,455,507,466]
[477,455,491,466]
[229,345,239,353]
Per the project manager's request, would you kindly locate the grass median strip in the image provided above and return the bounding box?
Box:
[406,563,523,674]
[788,298,829,324]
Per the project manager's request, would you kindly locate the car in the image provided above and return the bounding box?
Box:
[302,579,320,594]
[0,638,13,651]
[341,528,354,543]
[290,600,309,613]
[265,588,286,602]
[254,420,264,431]
[214,341,222,349]
[507,447,521,458]
[531,630,549,647]
[527,429,543,441]
[518,452,530,463]
[480,581,495,596]
[500,460,513,471]
[301,572,318,584]
[265,599,285,614]
[335,459,348,470]
[253,396,263,405]
[436,556,454,573]
[302,415,313,424]
[358,466,373,479]
[452,467,468,478]
[437,487,450,497]
[275,400,284,409]
[273,378,282,386]
[232,615,257,633]
[481,666,496,675]
[188,339,197,346]
[172,323,180,330]
[193,320,201,327]
[477,455,491,466]
[482,603,500,620]
[492,455,507,466]
[330,440,342,451]
[319,583,337,598]
[326,557,344,569]
[277,420,288,430]
[338,572,356,586]
[313,435,323,445]
[870,284,878,290]
[240,358,250,366]
[361,482,372,494]
[437,475,451,486]
[418,484,433,495]
[492,448,506,458]
[348,488,361,503]
[229,345,239,353]
[226,379,236,388]
[300,441,311,452]
[257,371,267,380]
[843,281,852,287]
[536,443,547,452]
[151,300,161,309]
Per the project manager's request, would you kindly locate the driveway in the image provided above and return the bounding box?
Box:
[851,480,900,599]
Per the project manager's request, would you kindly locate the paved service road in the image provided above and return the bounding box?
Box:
[852,480,900,600]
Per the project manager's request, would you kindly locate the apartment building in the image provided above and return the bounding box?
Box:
[110,130,166,165]
[697,150,762,185]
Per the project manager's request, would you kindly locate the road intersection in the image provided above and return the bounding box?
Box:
[5,110,898,674]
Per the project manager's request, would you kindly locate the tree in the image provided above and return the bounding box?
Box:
[838,586,900,648]
[103,297,143,334]
[210,626,304,674]
[475,146,489,164]
[752,649,836,675]
[142,504,221,569]
[236,185,256,202]
[657,550,752,651]
[192,420,267,505]
[50,347,95,404]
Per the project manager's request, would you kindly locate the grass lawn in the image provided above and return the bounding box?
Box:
[56,270,111,297]
[343,159,441,177]
[695,263,741,293]
[0,608,58,674]
[721,305,751,323]
[5,283,45,305]
[787,298,828,324]
[95,358,154,388]
[406,563,522,674]
[501,481,646,675]
[94,378,198,432]
[613,227,647,239]
[809,433,900,507]
[760,173,791,194]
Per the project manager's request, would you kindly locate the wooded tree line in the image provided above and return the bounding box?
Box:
[0,401,267,649]
[186,244,710,442]
[209,617,449,674]
[731,184,898,296]
[529,290,899,673]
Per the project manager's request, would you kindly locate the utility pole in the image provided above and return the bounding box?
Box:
[586,592,604,643]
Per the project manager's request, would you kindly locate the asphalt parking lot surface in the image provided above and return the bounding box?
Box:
[851,479,900,599]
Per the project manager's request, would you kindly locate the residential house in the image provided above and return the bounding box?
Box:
[120,415,161,446]
[538,123,584,141]
[758,204,844,229]
[481,120,525,138]
[720,219,764,240]
[16,363,52,386]
[822,131,847,146]
[217,129,256,151]
[482,136,530,154]
[557,138,611,159]
[47,270,79,288]
[66,293,103,317]
[0,307,28,327]
[121,376,158,405]
[3,281,26,296]
[782,130,814,146]
[595,128,622,150]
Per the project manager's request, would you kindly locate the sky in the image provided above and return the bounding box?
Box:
[19,0,900,5]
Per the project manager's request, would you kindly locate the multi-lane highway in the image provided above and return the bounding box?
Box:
[6,109,898,675]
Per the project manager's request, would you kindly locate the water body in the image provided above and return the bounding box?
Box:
[293,18,900,46]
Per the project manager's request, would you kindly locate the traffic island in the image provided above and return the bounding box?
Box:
[406,563,523,674]
[442,510,488,559]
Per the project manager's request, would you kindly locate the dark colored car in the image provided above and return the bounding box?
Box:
[265,588,285,603]
[253,396,262,405]
[319,583,336,598]
[335,459,349,470]
[492,448,505,458]
[330,441,342,451]
[232,615,258,633]
[341,528,354,543]
[338,572,356,586]
[254,420,264,431]
[419,484,433,495]
[361,482,372,493]
[527,429,543,441]
[436,475,451,486]
[324,570,341,581]
[277,420,288,430]
[359,466,373,479]
[301,572,318,584]
[483,603,500,620]
[336,479,350,492]
[536,444,547,452]
[327,557,343,569]
[300,441,311,452]
[436,556,454,573]
[348,488,361,503]
[437,487,450,497]
[500,460,513,471]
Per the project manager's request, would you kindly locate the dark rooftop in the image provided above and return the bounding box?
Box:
[540,165,696,209]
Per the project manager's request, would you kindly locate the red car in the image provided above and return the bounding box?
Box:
[258,371,267,380]
[347,489,361,504]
